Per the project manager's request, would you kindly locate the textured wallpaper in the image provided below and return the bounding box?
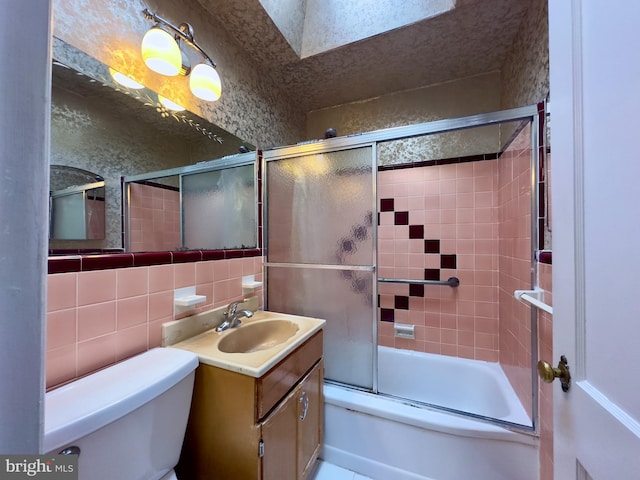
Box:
[306,72,501,140]
[53,0,306,149]
[301,0,454,58]
[500,0,549,108]
[259,0,307,56]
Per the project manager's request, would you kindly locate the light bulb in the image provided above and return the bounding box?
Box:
[109,69,144,89]
[189,63,222,101]
[158,95,185,111]
[141,27,182,76]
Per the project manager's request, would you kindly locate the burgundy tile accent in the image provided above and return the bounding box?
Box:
[409,284,424,297]
[49,248,125,255]
[82,253,134,271]
[172,251,203,263]
[381,308,395,322]
[440,254,457,269]
[394,295,409,310]
[378,153,499,171]
[132,251,173,267]
[48,256,82,274]
[201,249,225,261]
[425,268,440,281]
[380,198,395,212]
[409,225,424,239]
[394,211,409,225]
[424,239,440,254]
[49,248,263,274]
[537,250,552,264]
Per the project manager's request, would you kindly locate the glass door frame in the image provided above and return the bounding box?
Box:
[263,104,542,429]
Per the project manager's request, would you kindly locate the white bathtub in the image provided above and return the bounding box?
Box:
[322,347,539,480]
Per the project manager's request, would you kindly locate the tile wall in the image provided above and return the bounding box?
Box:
[128,182,181,252]
[46,256,263,390]
[497,124,535,415]
[377,157,500,362]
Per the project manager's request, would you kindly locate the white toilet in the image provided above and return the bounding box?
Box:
[44,347,199,480]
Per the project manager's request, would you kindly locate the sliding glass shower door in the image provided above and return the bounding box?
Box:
[264,146,376,389]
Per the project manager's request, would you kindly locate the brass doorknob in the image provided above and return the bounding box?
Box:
[537,355,571,392]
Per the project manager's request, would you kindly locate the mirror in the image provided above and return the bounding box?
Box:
[123,152,258,252]
[49,165,105,240]
[50,37,256,253]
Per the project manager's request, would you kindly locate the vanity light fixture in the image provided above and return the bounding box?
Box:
[109,68,144,90]
[158,95,185,111]
[141,8,222,101]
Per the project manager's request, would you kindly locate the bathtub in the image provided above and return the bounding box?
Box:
[322,347,539,480]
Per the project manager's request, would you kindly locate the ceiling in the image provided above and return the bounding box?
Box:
[196,0,533,112]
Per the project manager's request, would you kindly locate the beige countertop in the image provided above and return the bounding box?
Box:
[169,310,325,378]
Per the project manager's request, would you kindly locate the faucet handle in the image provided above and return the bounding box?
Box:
[224,301,239,317]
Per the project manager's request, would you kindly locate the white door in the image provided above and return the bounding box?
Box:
[549,1,640,478]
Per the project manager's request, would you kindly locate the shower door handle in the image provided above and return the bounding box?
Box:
[537,355,571,392]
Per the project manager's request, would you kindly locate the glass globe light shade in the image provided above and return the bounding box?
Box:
[158,95,186,111]
[189,63,222,101]
[141,27,182,76]
[109,69,144,89]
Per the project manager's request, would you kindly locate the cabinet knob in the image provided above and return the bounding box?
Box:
[299,391,309,421]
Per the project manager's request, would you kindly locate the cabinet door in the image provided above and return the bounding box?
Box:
[261,388,297,480]
[297,361,323,479]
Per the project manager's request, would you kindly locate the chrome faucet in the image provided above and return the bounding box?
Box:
[215,301,254,332]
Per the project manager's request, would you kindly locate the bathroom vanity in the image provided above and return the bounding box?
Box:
[169,309,325,480]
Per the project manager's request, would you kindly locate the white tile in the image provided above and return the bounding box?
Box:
[311,460,356,480]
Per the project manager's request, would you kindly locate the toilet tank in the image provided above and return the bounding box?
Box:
[44,347,199,480]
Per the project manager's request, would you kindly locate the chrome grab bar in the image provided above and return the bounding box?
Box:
[378,277,460,287]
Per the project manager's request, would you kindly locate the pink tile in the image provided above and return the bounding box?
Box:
[213,259,230,281]
[149,317,170,348]
[458,346,475,359]
[46,309,76,350]
[458,330,475,347]
[196,282,214,308]
[441,344,458,357]
[476,332,498,350]
[213,280,230,305]
[78,301,116,341]
[456,177,473,194]
[77,334,117,377]
[77,270,117,306]
[229,258,244,279]
[424,341,441,354]
[196,261,215,284]
[441,328,457,345]
[47,273,77,312]
[46,345,77,389]
[242,258,255,276]
[475,348,499,362]
[149,291,173,322]
[116,324,148,361]
[116,296,149,329]
[174,263,196,288]
[117,267,148,299]
[149,264,174,293]
[440,179,456,194]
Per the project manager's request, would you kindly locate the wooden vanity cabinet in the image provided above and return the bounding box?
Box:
[177,330,323,480]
